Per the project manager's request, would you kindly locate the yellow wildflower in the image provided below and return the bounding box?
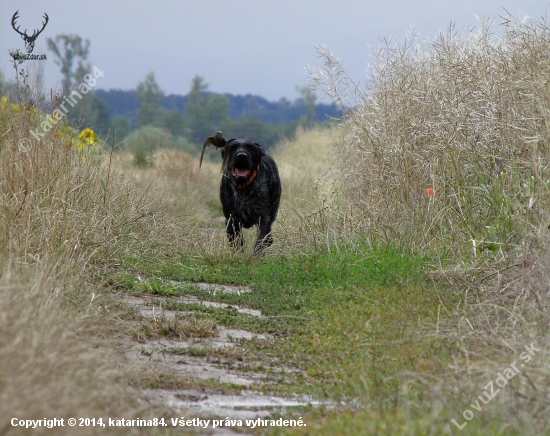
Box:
[78,128,99,148]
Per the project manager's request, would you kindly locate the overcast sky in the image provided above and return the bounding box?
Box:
[1,0,549,101]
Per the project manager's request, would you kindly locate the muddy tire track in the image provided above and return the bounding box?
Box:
[116,283,321,434]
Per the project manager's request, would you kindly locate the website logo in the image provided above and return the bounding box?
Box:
[11,11,49,54]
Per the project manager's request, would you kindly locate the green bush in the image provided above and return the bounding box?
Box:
[124,125,173,167]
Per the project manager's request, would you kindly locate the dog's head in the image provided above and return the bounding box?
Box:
[223,139,266,189]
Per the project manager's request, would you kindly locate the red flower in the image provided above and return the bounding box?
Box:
[426,188,434,196]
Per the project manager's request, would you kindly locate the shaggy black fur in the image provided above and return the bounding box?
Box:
[220,139,282,253]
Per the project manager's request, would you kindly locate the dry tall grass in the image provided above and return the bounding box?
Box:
[310,14,550,253]
[271,126,367,253]
[0,260,135,436]
[123,148,221,224]
[0,88,179,432]
[114,148,229,257]
[1,106,182,267]
[310,12,550,432]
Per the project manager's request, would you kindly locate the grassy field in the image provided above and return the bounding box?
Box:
[3,12,550,436]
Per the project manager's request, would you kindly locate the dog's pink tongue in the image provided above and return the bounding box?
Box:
[235,168,250,177]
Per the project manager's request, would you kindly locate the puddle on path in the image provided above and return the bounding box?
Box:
[116,281,319,433]
[126,339,265,386]
[170,281,253,295]
[124,293,262,318]
[143,388,327,420]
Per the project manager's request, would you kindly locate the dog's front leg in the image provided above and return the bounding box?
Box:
[226,215,244,251]
[255,218,273,254]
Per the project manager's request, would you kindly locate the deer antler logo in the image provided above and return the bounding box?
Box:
[11,11,49,54]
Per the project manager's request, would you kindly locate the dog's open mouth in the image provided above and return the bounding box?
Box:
[232,168,251,178]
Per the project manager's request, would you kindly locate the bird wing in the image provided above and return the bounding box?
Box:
[199,136,215,168]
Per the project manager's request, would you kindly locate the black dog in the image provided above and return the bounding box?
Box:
[219,139,282,253]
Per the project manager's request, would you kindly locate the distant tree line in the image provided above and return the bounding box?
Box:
[97,87,341,126]
[97,75,341,151]
[1,34,341,166]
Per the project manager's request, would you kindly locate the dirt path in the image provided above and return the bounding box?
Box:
[117,283,323,434]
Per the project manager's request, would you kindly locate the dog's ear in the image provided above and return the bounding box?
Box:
[254,143,266,156]
[227,139,237,144]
